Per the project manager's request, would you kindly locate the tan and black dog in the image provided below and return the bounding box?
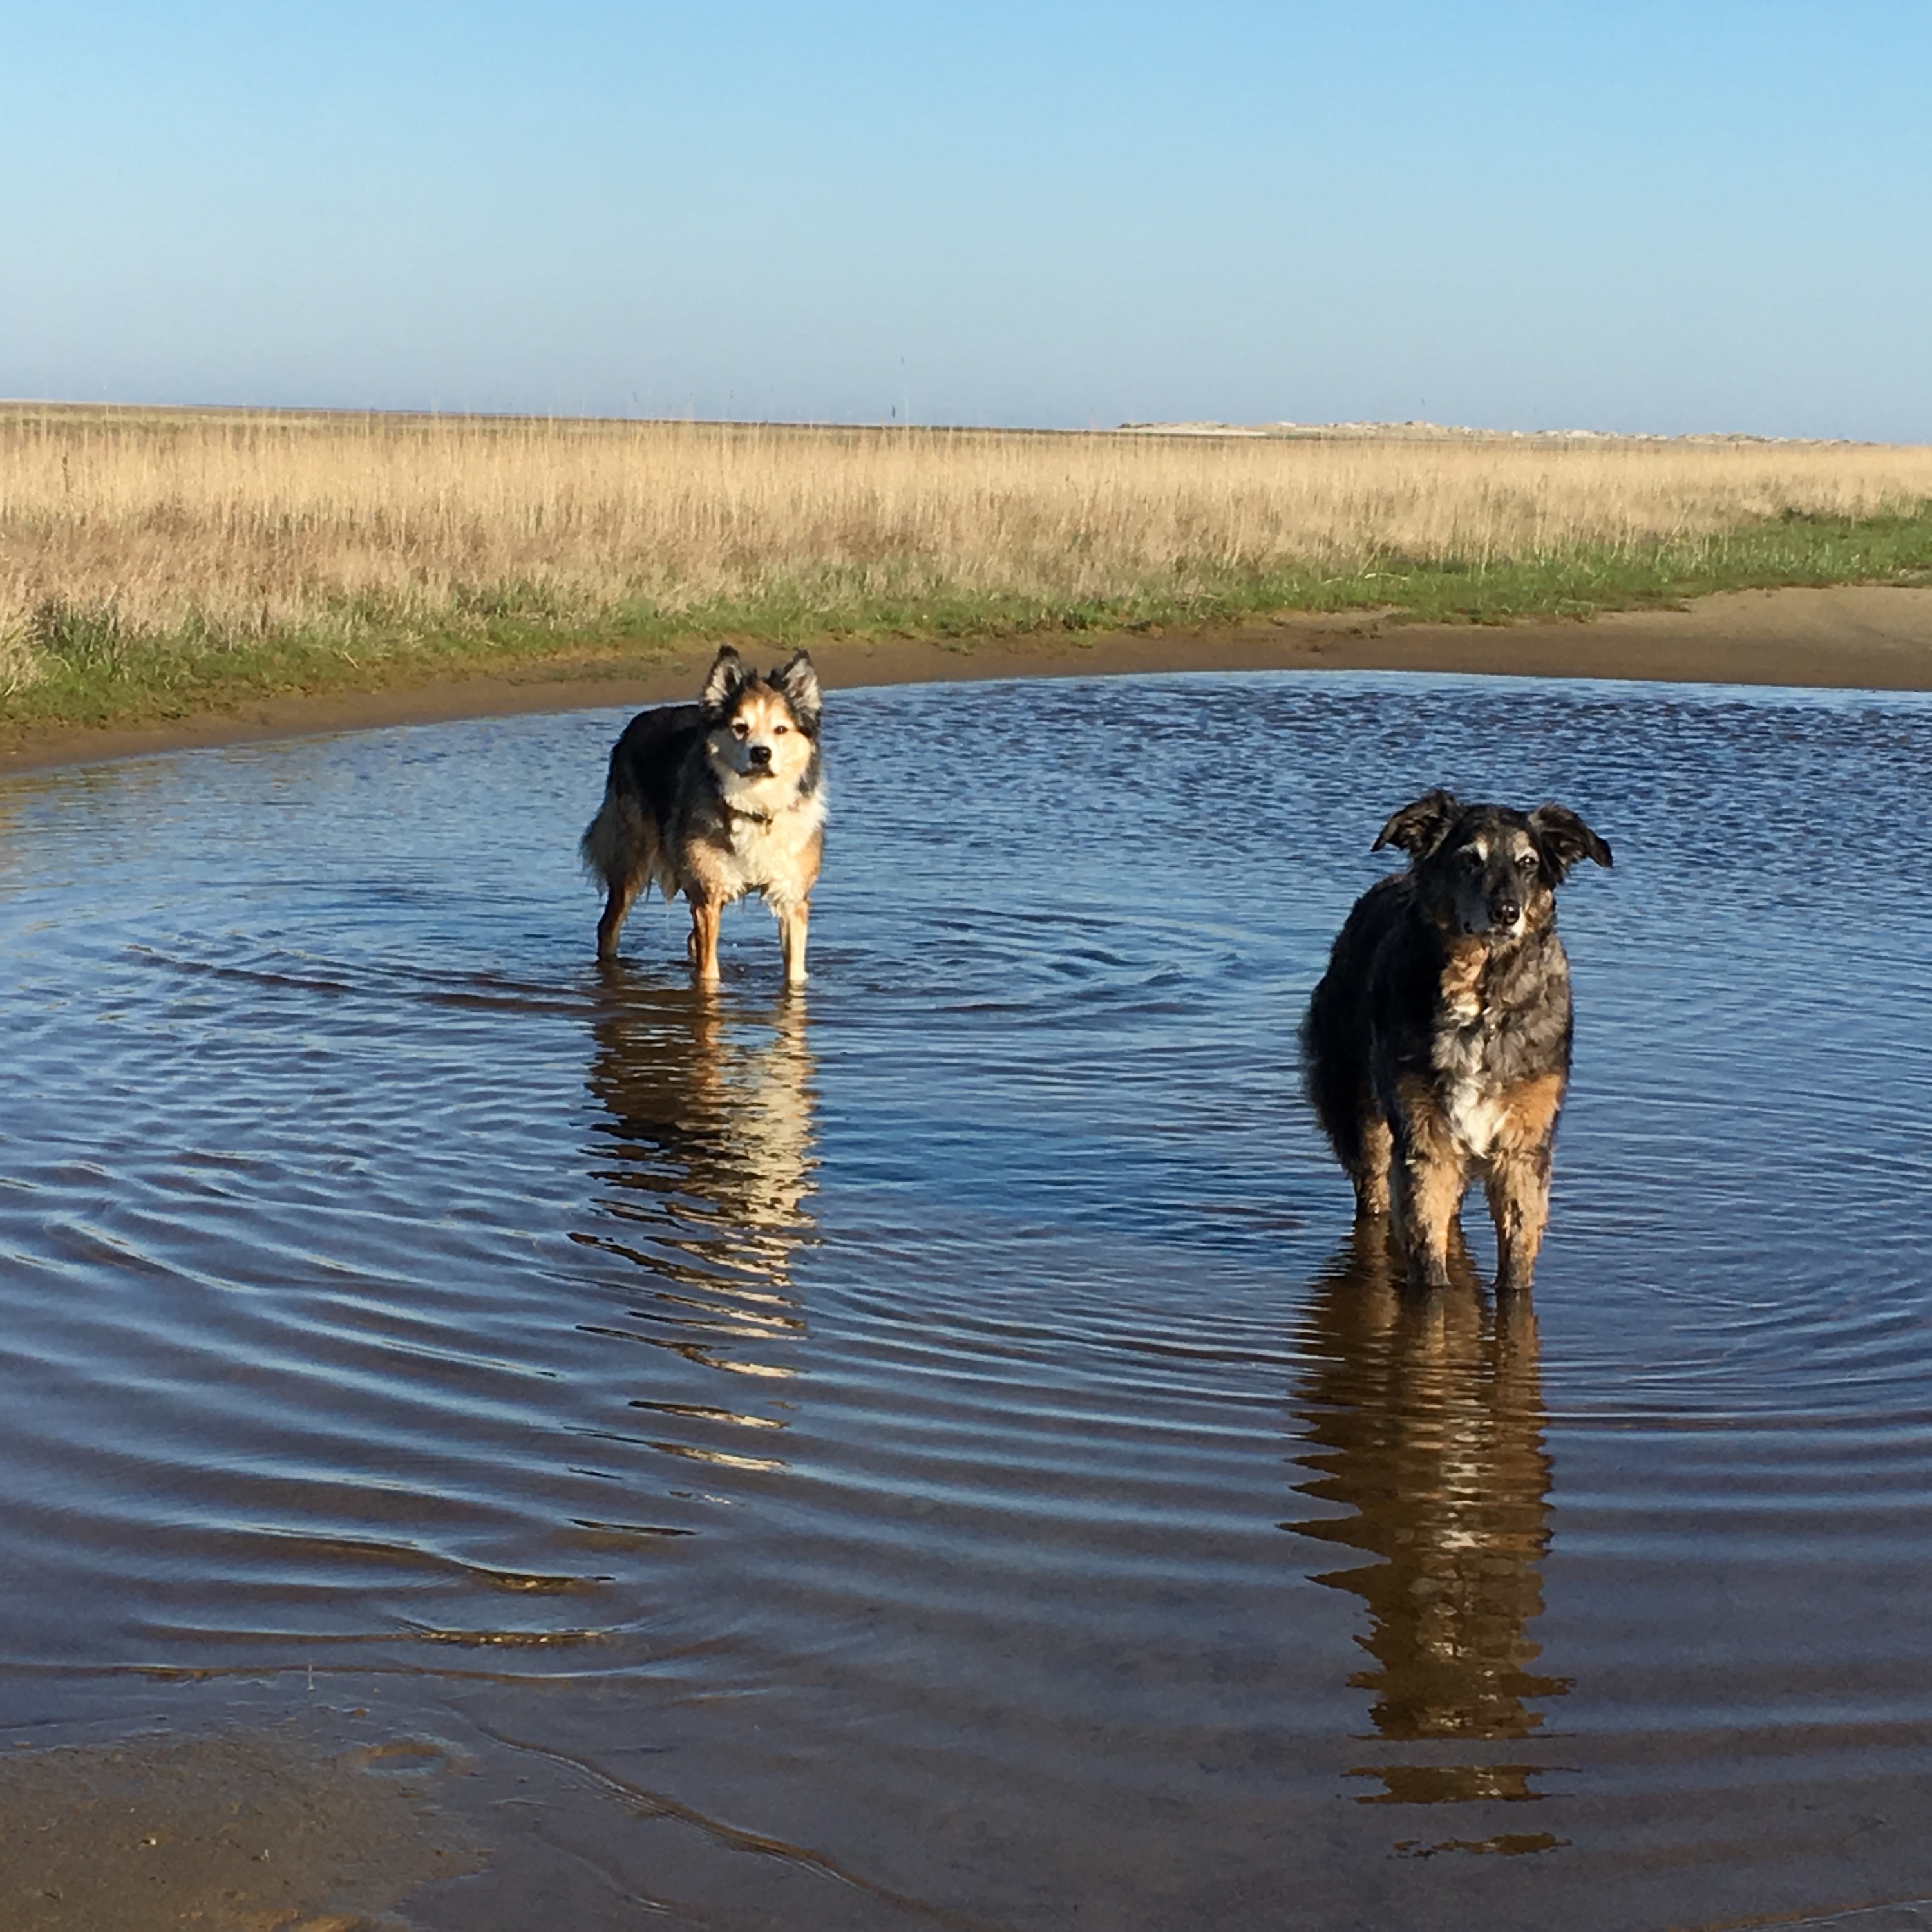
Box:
[582,647,826,985]
[1302,790,1612,1292]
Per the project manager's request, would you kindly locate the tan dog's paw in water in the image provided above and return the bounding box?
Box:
[582,647,826,986]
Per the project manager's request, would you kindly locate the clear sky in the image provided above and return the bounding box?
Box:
[2,1,1926,438]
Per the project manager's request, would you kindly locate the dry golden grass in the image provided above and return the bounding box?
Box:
[4,402,1932,692]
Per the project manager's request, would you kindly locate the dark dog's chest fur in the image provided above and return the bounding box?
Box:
[1368,878,1575,1108]
[1303,869,1576,1177]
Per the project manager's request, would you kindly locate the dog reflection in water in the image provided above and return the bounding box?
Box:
[584,986,818,1347]
[1285,1226,1569,1807]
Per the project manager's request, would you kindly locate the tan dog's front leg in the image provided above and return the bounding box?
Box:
[687,899,723,985]
[779,900,810,989]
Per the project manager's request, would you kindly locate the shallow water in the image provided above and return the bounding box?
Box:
[3,671,1931,1929]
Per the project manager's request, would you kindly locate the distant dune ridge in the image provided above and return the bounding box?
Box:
[1117,419,1871,444]
[1,402,1928,706]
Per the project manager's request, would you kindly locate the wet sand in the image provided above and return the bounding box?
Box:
[3,583,1931,777]
[0,1721,480,1932]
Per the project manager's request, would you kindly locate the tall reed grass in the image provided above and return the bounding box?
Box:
[4,404,1931,706]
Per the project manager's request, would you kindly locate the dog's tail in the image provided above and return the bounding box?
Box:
[580,762,636,889]
[582,753,676,918]
[1298,995,1365,1175]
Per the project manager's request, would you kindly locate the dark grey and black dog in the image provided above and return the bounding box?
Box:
[1302,790,1612,1292]
[582,647,826,985]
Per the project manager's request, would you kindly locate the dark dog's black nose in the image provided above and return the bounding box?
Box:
[1493,896,1520,925]
[748,743,772,768]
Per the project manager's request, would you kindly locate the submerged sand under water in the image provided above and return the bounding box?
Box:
[3,669,1931,1930]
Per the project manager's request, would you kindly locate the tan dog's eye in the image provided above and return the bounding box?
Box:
[732,721,750,737]
[773,723,790,735]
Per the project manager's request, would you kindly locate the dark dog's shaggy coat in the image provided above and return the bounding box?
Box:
[1302,790,1612,1291]
[582,647,825,985]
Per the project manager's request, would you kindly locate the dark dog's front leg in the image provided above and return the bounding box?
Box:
[1485,1149,1552,1293]
[1485,1074,1566,1293]
[1390,1083,1464,1290]
[1392,1155,1462,1289]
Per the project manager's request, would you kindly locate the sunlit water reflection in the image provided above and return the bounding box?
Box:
[2,672,1930,1929]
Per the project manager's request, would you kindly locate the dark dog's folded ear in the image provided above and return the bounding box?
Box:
[773,650,823,732]
[1373,789,1461,858]
[701,645,751,719]
[1529,803,1613,876]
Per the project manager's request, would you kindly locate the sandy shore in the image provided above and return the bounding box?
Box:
[3,584,1929,779]
[0,1721,479,1932]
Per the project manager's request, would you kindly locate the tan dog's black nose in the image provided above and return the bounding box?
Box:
[748,743,772,768]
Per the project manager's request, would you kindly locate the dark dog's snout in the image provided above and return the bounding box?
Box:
[1492,891,1521,927]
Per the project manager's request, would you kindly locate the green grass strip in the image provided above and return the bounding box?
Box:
[6,504,1931,736]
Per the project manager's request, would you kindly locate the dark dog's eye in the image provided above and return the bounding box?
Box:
[1516,851,1539,872]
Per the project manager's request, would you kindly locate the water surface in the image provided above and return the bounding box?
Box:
[2,672,1930,1929]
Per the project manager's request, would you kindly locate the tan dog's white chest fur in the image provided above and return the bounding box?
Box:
[711,786,827,911]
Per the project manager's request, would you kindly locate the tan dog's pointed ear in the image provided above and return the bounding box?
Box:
[1529,804,1613,877]
[701,646,750,720]
[774,650,822,733]
[1373,789,1461,858]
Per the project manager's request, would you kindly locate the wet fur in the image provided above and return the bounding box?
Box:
[1302,790,1612,1293]
[582,647,826,985]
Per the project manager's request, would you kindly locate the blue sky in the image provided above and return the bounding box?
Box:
[2,1,1926,437]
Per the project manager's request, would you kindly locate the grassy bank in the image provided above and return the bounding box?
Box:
[5,406,1931,732]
